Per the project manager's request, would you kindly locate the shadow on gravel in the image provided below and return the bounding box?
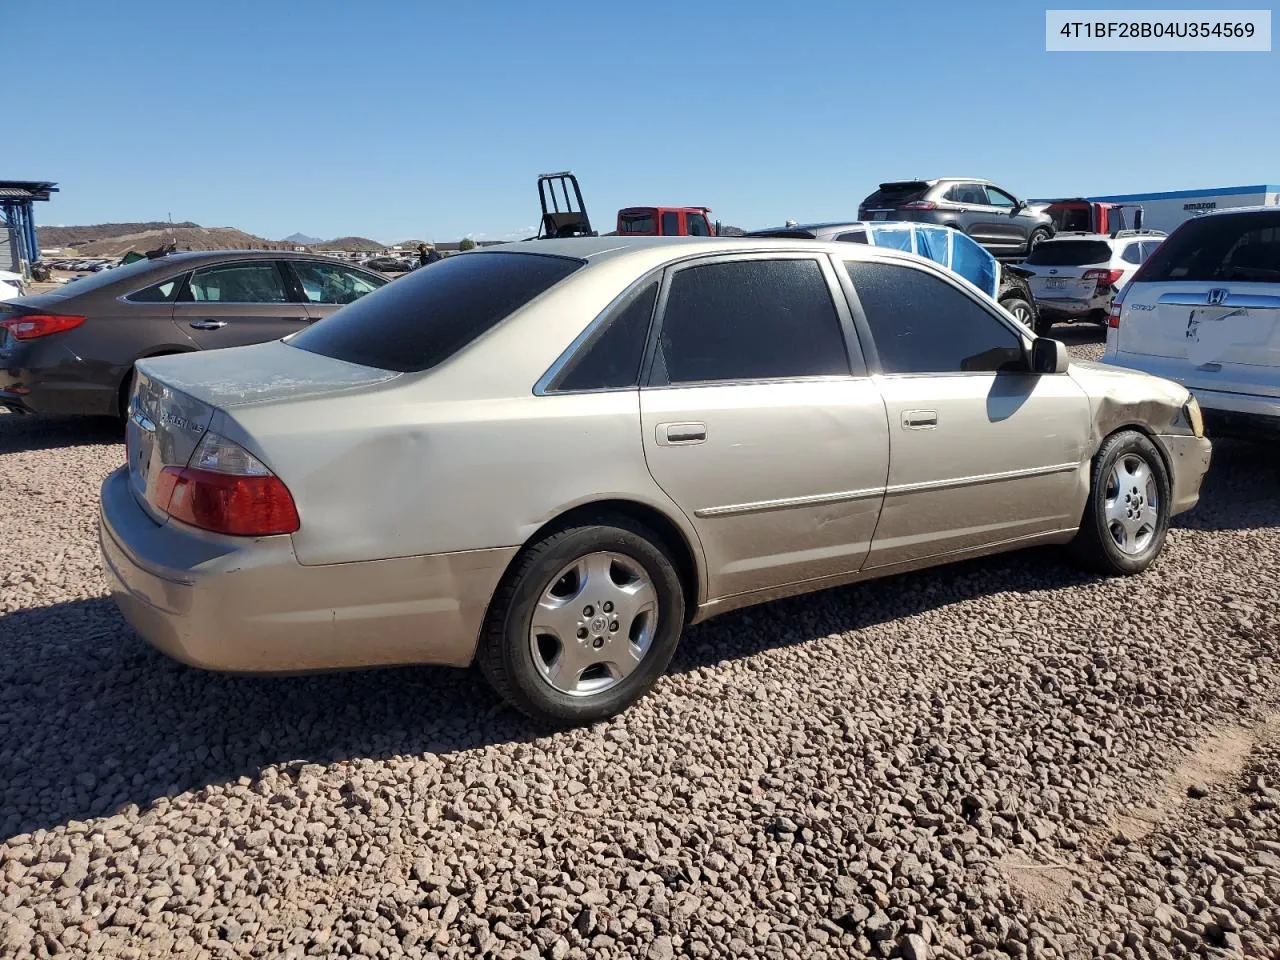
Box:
[1042,323,1106,347]
[0,596,523,841]
[1174,437,1280,532]
[0,411,123,454]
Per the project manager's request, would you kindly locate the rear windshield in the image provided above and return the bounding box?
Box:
[287,251,585,373]
[39,257,167,298]
[1025,239,1112,266]
[1137,211,1280,284]
[861,182,929,209]
[619,212,656,234]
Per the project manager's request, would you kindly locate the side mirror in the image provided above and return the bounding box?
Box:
[1031,337,1069,374]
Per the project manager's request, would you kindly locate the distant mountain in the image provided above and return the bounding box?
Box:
[315,236,386,252]
[37,222,294,257]
[282,232,322,245]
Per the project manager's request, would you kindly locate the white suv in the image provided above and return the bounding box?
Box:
[1101,207,1280,440]
[1022,231,1165,332]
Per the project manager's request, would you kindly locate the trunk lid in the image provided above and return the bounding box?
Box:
[127,340,399,520]
[1116,280,1280,397]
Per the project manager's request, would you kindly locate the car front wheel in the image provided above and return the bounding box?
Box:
[1071,431,1171,575]
[477,515,686,726]
[1026,227,1051,255]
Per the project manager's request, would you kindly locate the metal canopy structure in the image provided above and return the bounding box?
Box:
[0,180,59,276]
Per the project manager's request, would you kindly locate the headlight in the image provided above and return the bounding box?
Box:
[1184,395,1204,439]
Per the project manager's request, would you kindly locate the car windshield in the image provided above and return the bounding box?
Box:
[1025,240,1113,266]
[287,251,585,373]
[1138,211,1280,284]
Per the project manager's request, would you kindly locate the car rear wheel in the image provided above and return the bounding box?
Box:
[1026,227,1051,255]
[1071,430,1171,575]
[1001,296,1037,330]
[477,515,686,726]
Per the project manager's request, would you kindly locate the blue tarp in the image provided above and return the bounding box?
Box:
[865,223,998,298]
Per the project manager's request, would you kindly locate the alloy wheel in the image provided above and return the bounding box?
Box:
[1104,453,1159,555]
[529,551,658,696]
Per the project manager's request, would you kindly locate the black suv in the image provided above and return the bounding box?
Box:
[858,178,1055,258]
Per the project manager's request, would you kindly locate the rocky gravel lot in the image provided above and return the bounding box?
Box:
[2,329,1278,959]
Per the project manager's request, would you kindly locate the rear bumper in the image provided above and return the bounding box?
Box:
[1156,434,1212,516]
[99,467,518,672]
[1033,293,1109,318]
[0,341,119,416]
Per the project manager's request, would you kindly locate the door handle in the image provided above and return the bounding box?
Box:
[188,319,227,330]
[657,421,707,445]
[902,409,938,429]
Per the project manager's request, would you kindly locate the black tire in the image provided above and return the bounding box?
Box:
[1071,430,1171,576]
[1001,296,1039,332]
[477,515,687,726]
[1026,227,1051,256]
[117,367,136,421]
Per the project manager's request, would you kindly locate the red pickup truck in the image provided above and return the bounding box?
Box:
[616,206,716,237]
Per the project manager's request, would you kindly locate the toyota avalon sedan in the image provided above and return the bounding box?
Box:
[100,237,1211,725]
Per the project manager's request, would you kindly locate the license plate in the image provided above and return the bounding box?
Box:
[1046,278,1067,289]
[870,212,889,221]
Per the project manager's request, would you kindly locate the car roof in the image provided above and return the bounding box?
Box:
[138,249,363,267]
[475,235,993,284]
[1192,204,1280,220]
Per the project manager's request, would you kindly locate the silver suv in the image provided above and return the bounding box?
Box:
[1101,207,1280,440]
[858,178,1055,258]
[1023,230,1166,330]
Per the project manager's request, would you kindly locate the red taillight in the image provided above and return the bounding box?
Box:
[900,200,937,211]
[0,314,86,340]
[1107,287,1128,329]
[1083,269,1125,287]
[157,466,300,536]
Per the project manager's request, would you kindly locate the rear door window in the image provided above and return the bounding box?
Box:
[1120,242,1144,265]
[1025,240,1114,266]
[946,183,989,206]
[1138,212,1280,283]
[184,262,291,303]
[835,230,869,244]
[845,260,1024,374]
[288,251,584,372]
[661,212,681,236]
[653,259,849,384]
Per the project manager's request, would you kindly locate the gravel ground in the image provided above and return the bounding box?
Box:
[2,329,1278,960]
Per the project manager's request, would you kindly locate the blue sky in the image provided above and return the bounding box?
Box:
[11,0,1278,243]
